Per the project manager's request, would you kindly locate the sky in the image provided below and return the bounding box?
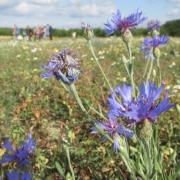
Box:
[0,0,179,28]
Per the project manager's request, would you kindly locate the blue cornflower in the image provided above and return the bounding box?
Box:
[105,9,146,35]
[151,35,168,47]
[141,35,169,60]
[142,35,168,49]
[41,48,81,85]
[108,82,175,125]
[92,118,134,151]
[0,134,35,167]
[147,20,160,32]
[7,171,31,180]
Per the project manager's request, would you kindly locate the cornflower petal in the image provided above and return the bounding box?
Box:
[92,118,134,151]
[147,20,160,32]
[105,9,146,34]
[108,82,174,124]
[116,84,132,104]
[0,134,35,168]
[41,48,81,84]
[141,35,168,60]
[22,172,31,180]
[118,126,134,138]
[6,171,19,180]
[113,137,120,152]
[2,139,14,152]
[149,98,175,120]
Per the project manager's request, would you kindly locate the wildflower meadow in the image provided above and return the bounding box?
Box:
[0,8,180,180]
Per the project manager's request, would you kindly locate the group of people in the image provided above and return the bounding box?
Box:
[13,24,53,41]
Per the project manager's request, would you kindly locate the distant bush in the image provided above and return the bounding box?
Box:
[53,28,84,37]
[0,28,12,36]
[93,28,106,37]
[161,19,180,36]
[132,28,148,36]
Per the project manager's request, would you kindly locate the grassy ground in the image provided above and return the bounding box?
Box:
[0,37,180,179]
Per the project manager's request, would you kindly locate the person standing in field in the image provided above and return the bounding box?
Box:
[49,25,53,40]
[26,26,30,40]
[26,26,33,41]
[37,26,41,40]
[22,29,28,40]
[40,25,44,40]
[33,26,37,40]
[44,24,50,40]
[29,28,33,41]
[34,25,41,40]
[13,24,16,39]
[13,24,20,40]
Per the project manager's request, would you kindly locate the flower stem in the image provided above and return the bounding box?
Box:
[65,146,75,180]
[96,127,137,178]
[60,81,70,93]
[69,83,87,113]
[126,43,135,97]
[88,40,112,90]
[121,55,130,77]
[143,60,150,79]
[88,106,107,120]
[156,58,161,86]
[118,138,137,178]
[145,140,153,178]
[61,82,105,120]
[146,60,154,82]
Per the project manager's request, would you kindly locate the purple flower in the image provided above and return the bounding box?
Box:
[7,171,31,180]
[142,35,168,49]
[21,172,31,180]
[7,171,19,180]
[92,118,134,151]
[105,9,146,35]
[147,20,160,32]
[0,134,35,167]
[141,35,169,60]
[108,82,175,125]
[41,48,81,85]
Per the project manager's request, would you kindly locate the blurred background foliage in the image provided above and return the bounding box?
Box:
[0,19,180,37]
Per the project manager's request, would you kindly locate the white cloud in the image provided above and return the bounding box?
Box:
[168,0,180,6]
[14,2,31,15]
[167,8,180,16]
[166,0,180,19]
[68,1,115,17]
[12,1,55,17]
[0,0,10,5]
[0,0,116,28]
[78,4,115,16]
[0,0,115,18]
[79,4,101,16]
[169,0,180,3]
[0,0,18,8]
[1,0,178,28]
[30,0,58,5]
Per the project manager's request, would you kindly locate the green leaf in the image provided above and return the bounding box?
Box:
[176,104,180,115]
[55,161,65,177]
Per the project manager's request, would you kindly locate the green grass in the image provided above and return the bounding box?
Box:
[0,37,180,179]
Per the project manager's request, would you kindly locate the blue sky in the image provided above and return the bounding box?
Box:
[0,0,179,28]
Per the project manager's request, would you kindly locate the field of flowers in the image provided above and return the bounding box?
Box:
[0,26,180,179]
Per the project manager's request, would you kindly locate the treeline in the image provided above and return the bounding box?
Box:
[0,28,13,36]
[0,19,179,37]
[161,19,180,36]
